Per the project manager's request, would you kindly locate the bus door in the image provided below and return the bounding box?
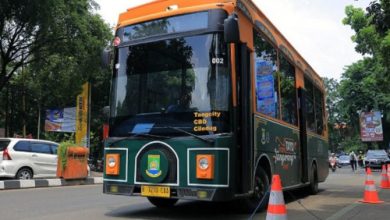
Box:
[235,43,253,193]
[298,88,309,183]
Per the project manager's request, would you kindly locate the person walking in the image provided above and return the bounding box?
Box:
[349,151,357,171]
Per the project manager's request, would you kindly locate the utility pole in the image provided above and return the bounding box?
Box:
[37,103,41,139]
[22,53,26,137]
[5,85,9,137]
[23,90,26,137]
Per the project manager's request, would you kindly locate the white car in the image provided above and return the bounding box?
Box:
[0,138,59,179]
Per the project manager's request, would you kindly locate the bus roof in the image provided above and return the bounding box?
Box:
[117,0,324,90]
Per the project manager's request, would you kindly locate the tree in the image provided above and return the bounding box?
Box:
[0,0,112,143]
[0,0,109,92]
[323,77,342,152]
[341,0,390,149]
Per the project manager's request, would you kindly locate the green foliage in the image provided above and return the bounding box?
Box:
[41,132,75,144]
[0,0,112,154]
[340,0,390,150]
[340,135,365,153]
[57,140,77,171]
[323,77,342,152]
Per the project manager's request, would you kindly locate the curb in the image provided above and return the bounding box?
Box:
[0,177,103,190]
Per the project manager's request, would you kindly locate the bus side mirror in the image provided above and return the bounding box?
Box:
[101,47,112,69]
[224,13,240,43]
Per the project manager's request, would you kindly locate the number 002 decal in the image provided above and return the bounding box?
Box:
[212,58,224,64]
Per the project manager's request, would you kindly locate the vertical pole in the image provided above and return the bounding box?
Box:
[22,53,26,137]
[5,85,9,137]
[87,82,91,148]
[23,90,26,137]
[37,104,41,139]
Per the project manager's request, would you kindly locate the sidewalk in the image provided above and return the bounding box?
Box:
[0,172,103,190]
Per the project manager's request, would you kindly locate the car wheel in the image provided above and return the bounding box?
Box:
[147,197,178,208]
[16,168,33,179]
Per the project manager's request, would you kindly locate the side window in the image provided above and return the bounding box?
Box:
[253,30,279,119]
[14,141,31,152]
[0,140,10,151]
[304,77,325,135]
[304,77,316,131]
[31,143,51,154]
[279,54,297,125]
[314,87,325,135]
[51,145,58,155]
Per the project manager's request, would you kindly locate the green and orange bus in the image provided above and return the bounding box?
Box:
[103,0,329,211]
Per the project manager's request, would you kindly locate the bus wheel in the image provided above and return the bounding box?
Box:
[240,167,270,213]
[147,197,178,208]
[308,164,319,194]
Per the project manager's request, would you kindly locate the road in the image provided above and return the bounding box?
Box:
[1,167,390,220]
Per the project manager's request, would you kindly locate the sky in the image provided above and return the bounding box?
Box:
[94,0,372,80]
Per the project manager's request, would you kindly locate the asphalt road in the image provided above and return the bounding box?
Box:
[1,167,390,220]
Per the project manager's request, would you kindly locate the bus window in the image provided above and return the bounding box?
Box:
[304,77,325,134]
[314,87,325,135]
[253,31,279,119]
[279,54,297,125]
[304,77,316,131]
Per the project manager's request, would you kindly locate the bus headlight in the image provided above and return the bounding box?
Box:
[196,154,214,179]
[199,157,209,170]
[108,157,116,168]
[106,154,120,175]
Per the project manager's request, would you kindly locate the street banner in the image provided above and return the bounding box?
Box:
[44,107,76,132]
[359,111,383,142]
[75,82,90,147]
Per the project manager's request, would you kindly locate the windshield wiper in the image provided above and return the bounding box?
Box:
[159,126,214,144]
[128,132,171,140]
[108,133,170,146]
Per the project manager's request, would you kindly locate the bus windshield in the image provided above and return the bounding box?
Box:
[109,33,230,137]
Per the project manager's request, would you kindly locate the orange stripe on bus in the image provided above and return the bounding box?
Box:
[230,44,237,107]
[118,3,234,29]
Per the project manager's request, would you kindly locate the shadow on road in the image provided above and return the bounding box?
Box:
[104,187,320,220]
[105,200,251,220]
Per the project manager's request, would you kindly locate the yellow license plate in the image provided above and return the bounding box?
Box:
[141,185,170,198]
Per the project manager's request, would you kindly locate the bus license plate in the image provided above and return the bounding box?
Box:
[141,185,170,198]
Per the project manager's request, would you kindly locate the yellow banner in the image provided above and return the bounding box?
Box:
[75,82,89,147]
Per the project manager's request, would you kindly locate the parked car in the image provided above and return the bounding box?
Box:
[337,155,350,167]
[364,150,390,169]
[0,138,59,179]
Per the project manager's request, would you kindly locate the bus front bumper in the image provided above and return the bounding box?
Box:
[103,182,234,201]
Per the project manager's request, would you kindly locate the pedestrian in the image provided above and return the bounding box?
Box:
[349,151,357,171]
[358,151,364,168]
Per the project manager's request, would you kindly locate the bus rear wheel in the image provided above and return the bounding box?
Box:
[240,167,270,213]
[147,197,178,208]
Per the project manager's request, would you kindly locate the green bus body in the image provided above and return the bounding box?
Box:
[103,0,329,209]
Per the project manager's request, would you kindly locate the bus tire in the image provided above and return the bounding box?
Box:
[308,164,319,194]
[240,167,270,213]
[147,197,178,208]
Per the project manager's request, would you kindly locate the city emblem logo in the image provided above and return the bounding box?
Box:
[146,154,162,178]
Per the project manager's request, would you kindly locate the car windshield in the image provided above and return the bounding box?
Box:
[366,151,388,159]
[339,155,349,160]
[109,33,230,137]
[0,140,10,151]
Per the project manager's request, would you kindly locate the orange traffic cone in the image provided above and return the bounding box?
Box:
[387,164,390,186]
[266,175,287,220]
[359,167,384,204]
[380,164,390,189]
